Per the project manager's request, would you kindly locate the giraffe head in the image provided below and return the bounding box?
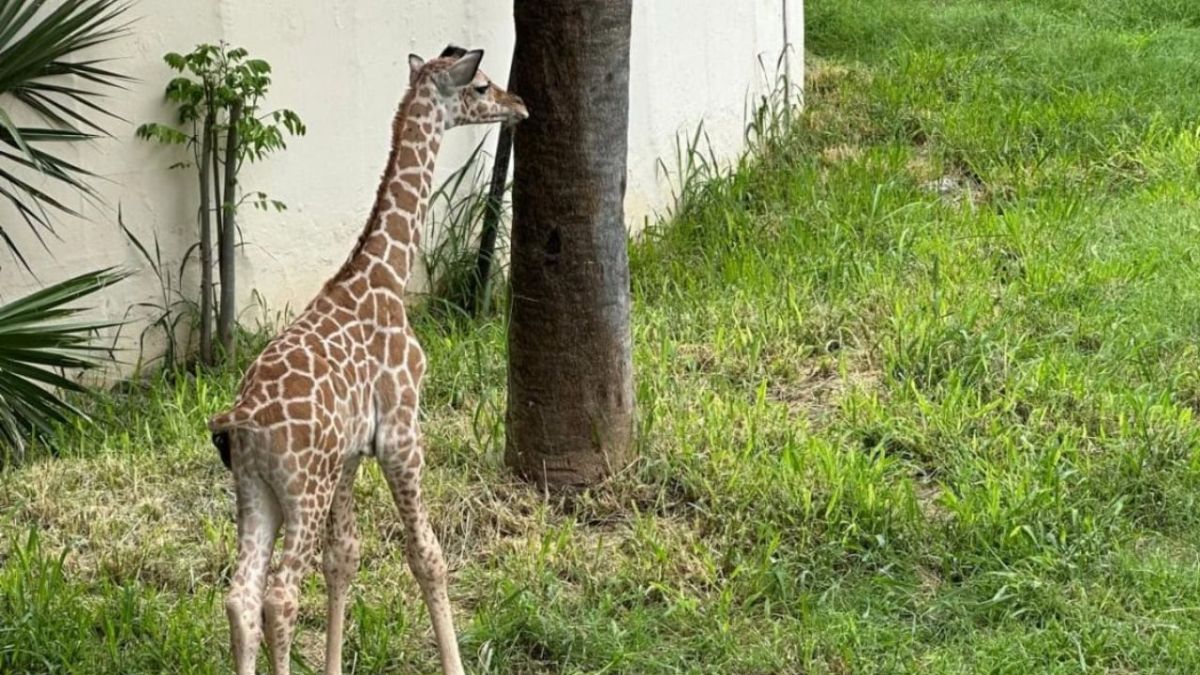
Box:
[408,45,529,128]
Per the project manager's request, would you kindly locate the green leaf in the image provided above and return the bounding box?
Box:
[0,0,133,269]
[0,267,129,459]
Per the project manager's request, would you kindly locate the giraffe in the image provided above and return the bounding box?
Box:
[207,45,527,675]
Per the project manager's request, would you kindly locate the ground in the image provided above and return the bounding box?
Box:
[5,0,1200,672]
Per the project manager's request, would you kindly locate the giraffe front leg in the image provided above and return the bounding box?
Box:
[323,456,362,675]
[378,432,464,675]
[227,475,282,675]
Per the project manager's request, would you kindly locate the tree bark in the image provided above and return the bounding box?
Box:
[505,0,636,488]
[197,111,215,366]
[217,100,242,362]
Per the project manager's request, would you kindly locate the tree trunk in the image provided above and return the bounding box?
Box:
[197,111,215,366]
[217,100,242,362]
[505,0,636,488]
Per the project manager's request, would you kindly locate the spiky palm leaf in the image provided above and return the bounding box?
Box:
[0,0,132,269]
[0,267,127,459]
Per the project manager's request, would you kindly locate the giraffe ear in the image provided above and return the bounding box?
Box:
[444,49,484,88]
[408,54,425,75]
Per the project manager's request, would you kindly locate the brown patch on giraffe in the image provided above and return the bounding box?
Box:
[389,182,419,213]
[408,100,431,118]
[302,333,328,355]
[392,222,414,248]
[257,401,286,426]
[406,345,425,380]
[311,296,334,314]
[363,234,388,258]
[356,293,377,323]
[398,145,419,168]
[256,360,287,381]
[284,350,309,373]
[325,284,355,308]
[368,263,400,291]
[316,317,339,338]
[371,295,399,328]
[287,401,312,419]
[400,387,416,410]
[281,373,310,399]
[384,211,409,234]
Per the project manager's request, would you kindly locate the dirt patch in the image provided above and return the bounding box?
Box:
[767,357,881,425]
[820,144,864,164]
[914,480,950,524]
[921,174,986,208]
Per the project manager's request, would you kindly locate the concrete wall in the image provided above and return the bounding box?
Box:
[0,0,803,376]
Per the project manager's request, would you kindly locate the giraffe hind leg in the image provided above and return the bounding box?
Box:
[226,472,282,675]
[263,479,334,675]
[322,455,362,675]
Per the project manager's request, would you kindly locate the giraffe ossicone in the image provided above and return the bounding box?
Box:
[208,45,527,675]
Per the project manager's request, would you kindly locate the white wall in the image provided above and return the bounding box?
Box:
[0,0,803,377]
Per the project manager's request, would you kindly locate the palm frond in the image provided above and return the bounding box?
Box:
[0,267,128,460]
[0,0,132,269]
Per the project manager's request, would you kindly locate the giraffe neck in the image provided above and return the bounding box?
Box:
[329,85,445,293]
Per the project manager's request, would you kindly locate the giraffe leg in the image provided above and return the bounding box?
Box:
[227,474,283,675]
[379,433,464,675]
[264,492,331,675]
[323,456,362,675]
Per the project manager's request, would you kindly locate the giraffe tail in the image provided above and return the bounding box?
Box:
[208,408,261,471]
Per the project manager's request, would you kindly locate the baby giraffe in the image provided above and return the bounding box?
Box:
[208,46,527,675]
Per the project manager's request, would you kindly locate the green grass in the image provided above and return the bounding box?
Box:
[7,0,1200,671]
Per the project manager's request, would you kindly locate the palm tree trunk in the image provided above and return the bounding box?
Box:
[505,0,636,487]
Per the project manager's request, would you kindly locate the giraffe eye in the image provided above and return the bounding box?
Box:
[474,84,489,95]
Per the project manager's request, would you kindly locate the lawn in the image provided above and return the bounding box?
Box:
[6,0,1200,672]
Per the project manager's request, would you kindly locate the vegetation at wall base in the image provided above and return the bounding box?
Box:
[136,41,304,366]
[6,0,1200,671]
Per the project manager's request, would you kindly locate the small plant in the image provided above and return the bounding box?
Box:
[118,209,195,370]
[137,42,305,366]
